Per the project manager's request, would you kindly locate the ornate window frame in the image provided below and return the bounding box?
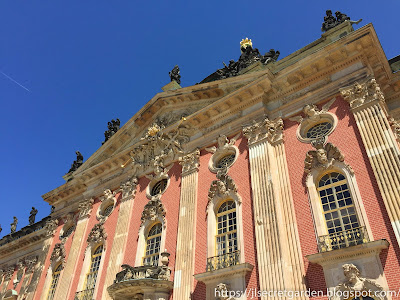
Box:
[76,222,107,299]
[42,243,66,300]
[206,134,240,173]
[135,217,167,267]
[45,262,63,300]
[306,161,373,242]
[59,213,76,239]
[206,186,244,263]
[96,189,117,221]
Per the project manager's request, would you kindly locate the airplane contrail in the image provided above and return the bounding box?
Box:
[0,71,31,92]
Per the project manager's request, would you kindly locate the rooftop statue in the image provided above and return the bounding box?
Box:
[10,216,18,234]
[29,207,38,225]
[169,65,181,84]
[103,119,121,144]
[321,10,362,32]
[200,38,279,84]
[68,151,84,173]
[0,224,2,234]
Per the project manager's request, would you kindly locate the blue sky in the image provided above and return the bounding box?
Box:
[0,1,399,236]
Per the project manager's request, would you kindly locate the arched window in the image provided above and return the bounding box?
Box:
[216,200,238,256]
[143,223,162,266]
[83,245,103,294]
[46,263,62,300]
[318,172,365,249]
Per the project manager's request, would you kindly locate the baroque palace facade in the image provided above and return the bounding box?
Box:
[1,13,400,300]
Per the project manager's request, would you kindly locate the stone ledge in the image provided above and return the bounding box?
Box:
[107,278,173,299]
[306,239,389,266]
[194,262,253,284]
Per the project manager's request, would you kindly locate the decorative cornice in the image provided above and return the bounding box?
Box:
[179,149,200,176]
[120,177,138,201]
[306,239,389,266]
[78,198,94,219]
[45,218,59,237]
[140,195,166,228]
[243,117,284,145]
[340,78,385,110]
[194,263,253,284]
[389,117,400,141]
[87,221,107,246]
[50,241,66,265]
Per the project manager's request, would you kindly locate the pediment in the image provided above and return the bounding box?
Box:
[71,72,268,176]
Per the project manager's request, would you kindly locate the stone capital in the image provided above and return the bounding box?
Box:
[340,78,385,110]
[120,177,138,201]
[78,198,94,219]
[45,218,59,237]
[243,117,284,146]
[179,149,200,176]
[389,118,400,142]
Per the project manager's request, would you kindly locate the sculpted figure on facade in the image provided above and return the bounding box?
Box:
[340,78,385,109]
[332,264,384,300]
[146,155,173,181]
[120,177,138,200]
[87,220,107,245]
[78,198,94,218]
[179,148,200,175]
[29,207,38,225]
[141,194,166,227]
[243,117,284,145]
[215,283,236,300]
[45,218,59,237]
[10,216,18,234]
[206,133,240,155]
[169,65,181,84]
[68,150,84,173]
[304,140,346,173]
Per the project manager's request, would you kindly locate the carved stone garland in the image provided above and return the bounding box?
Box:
[140,194,166,228]
[304,139,352,174]
[3,265,15,281]
[50,242,66,265]
[87,221,107,246]
[207,168,239,214]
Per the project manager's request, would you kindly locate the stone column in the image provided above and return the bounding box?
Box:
[56,198,94,300]
[173,149,200,300]
[341,78,400,247]
[243,118,307,299]
[101,178,138,300]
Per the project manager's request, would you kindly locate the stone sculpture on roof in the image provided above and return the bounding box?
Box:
[67,151,84,173]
